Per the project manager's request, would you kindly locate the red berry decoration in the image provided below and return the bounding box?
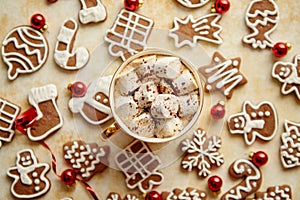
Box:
[250,151,268,167]
[30,14,46,30]
[61,169,77,185]
[272,42,291,58]
[124,0,143,11]
[69,82,87,97]
[210,101,226,120]
[215,0,230,14]
[145,191,162,200]
[208,175,223,192]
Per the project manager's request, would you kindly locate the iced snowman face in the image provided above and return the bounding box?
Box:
[273,64,293,81]
[17,150,35,167]
[228,115,247,132]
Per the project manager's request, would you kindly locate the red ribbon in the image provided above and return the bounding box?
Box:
[15,108,100,200]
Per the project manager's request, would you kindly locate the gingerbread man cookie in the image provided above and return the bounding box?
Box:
[280,120,300,169]
[181,128,224,178]
[246,185,292,200]
[228,100,278,145]
[243,0,279,49]
[161,187,207,200]
[2,25,49,80]
[115,140,164,193]
[199,51,247,99]
[0,97,20,148]
[272,55,300,100]
[63,140,110,181]
[68,76,113,125]
[7,149,51,199]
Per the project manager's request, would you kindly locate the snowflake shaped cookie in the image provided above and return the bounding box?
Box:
[181,128,224,178]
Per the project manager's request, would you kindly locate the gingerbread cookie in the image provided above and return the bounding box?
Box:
[106,192,139,200]
[79,0,106,24]
[68,76,113,125]
[7,149,51,199]
[272,55,300,100]
[47,0,57,2]
[63,140,110,181]
[243,0,279,49]
[228,100,278,145]
[280,120,300,169]
[246,185,292,200]
[161,187,207,200]
[54,18,89,70]
[2,26,49,80]
[105,9,154,61]
[115,140,164,193]
[220,159,262,200]
[181,128,224,178]
[0,98,20,148]
[169,13,223,48]
[175,0,210,8]
[27,84,63,141]
[199,51,247,99]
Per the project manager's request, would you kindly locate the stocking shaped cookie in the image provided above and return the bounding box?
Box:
[27,84,63,141]
[272,55,300,100]
[115,140,164,193]
[228,101,278,145]
[79,0,107,24]
[68,76,113,125]
[54,18,89,70]
[7,149,51,199]
[0,98,20,148]
[63,140,110,181]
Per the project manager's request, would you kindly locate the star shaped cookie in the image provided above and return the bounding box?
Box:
[199,51,247,99]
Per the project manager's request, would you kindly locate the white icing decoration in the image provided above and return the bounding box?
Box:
[34,179,40,184]
[68,76,113,125]
[214,56,220,63]
[272,55,300,100]
[79,0,106,24]
[280,120,300,168]
[54,18,89,70]
[105,9,154,61]
[1,26,48,80]
[27,84,63,141]
[169,13,223,48]
[176,0,210,8]
[7,149,50,199]
[243,0,279,49]
[228,100,277,145]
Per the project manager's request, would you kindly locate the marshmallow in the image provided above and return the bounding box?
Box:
[115,68,141,95]
[150,94,179,119]
[178,92,199,117]
[132,55,157,77]
[134,81,159,108]
[155,116,182,138]
[158,79,175,94]
[128,112,155,137]
[172,69,198,95]
[115,96,140,121]
[154,56,184,79]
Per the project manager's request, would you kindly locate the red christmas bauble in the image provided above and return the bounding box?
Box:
[272,42,289,58]
[69,82,87,97]
[252,151,268,167]
[124,0,140,11]
[210,102,225,120]
[30,14,46,30]
[61,169,77,185]
[215,0,230,14]
[145,191,162,200]
[208,175,223,192]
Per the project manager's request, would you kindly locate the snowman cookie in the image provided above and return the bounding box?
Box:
[227,100,278,145]
[7,149,51,199]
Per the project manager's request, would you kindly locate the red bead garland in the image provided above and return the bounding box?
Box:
[30,14,46,30]
[210,101,226,120]
[145,191,162,200]
[61,169,77,185]
[208,175,223,192]
[215,0,230,14]
[250,151,268,167]
[272,42,290,58]
[15,108,38,134]
[68,82,87,97]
